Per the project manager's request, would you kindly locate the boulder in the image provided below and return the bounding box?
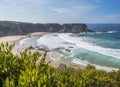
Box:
[59,63,67,70]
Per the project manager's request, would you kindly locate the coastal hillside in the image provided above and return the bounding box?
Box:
[0,21,89,36]
[0,43,120,87]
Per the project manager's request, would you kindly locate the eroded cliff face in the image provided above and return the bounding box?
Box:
[62,24,88,33]
[0,21,89,36]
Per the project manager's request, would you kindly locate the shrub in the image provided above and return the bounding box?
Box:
[0,43,120,87]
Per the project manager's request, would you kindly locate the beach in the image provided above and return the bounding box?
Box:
[0,32,84,69]
[1,29,119,72]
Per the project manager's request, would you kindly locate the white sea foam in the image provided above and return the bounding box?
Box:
[58,33,120,59]
[19,38,32,48]
[37,34,70,50]
[72,58,119,72]
[71,58,88,66]
[107,30,118,33]
[93,30,118,34]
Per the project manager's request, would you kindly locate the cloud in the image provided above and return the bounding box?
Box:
[51,8,67,14]
[105,14,119,19]
[51,5,98,16]
[3,0,48,7]
[48,4,99,23]
[90,14,120,23]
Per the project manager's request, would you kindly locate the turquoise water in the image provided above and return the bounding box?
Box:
[87,24,120,49]
[19,24,120,71]
[75,32,120,49]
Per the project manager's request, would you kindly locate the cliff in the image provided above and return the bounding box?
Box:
[0,21,90,36]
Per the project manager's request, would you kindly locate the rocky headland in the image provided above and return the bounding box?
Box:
[0,21,91,36]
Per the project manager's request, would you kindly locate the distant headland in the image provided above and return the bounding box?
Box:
[0,21,92,36]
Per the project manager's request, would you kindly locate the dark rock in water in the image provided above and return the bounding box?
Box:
[62,42,73,45]
[59,63,67,70]
[34,46,40,49]
[38,48,50,52]
[52,34,58,36]
[46,49,50,52]
[0,21,92,36]
[54,47,64,51]
[54,48,61,50]
[27,46,34,49]
[68,46,73,48]
[65,49,71,52]
[81,58,85,60]
[37,45,48,51]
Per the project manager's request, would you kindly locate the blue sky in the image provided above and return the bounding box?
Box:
[0,0,120,23]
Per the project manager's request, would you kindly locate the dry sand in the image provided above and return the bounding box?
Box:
[0,32,50,43]
[0,35,26,43]
[0,32,84,69]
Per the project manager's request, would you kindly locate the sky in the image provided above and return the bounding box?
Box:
[0,0,120,23]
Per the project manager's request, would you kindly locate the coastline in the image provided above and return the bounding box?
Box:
[0,32,85,69]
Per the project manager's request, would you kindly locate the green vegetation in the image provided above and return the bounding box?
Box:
[0,43,120,87]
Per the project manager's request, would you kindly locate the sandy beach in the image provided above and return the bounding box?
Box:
[0,32,84,69]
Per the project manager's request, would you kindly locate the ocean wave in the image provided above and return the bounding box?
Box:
[71,58,119,72]
[106,30,118,33]
[19,38,32,48]
[58,33,120,59]
[94,30,118,34]
[37,34,69,50]
[19,37,39,49]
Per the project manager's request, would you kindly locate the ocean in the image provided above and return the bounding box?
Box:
[19,24,120,71]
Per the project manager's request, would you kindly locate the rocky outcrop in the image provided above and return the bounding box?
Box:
[0,21,90,36]
[62,24,88,33]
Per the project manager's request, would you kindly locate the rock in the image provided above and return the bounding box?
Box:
[37,45,48,51]
[54,48,61,50]
[59,63,67,70]
[62,23,88,33]
[65,49,71,52]
[43,23,62,32]
[68,46,73,48]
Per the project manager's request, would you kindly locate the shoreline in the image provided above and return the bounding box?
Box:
[0,32,85,69]
[0,32,119,71]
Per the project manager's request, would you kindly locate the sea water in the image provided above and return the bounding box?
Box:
[19,24,120,71]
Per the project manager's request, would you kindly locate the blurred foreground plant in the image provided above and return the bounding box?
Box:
[0,43,120,87]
